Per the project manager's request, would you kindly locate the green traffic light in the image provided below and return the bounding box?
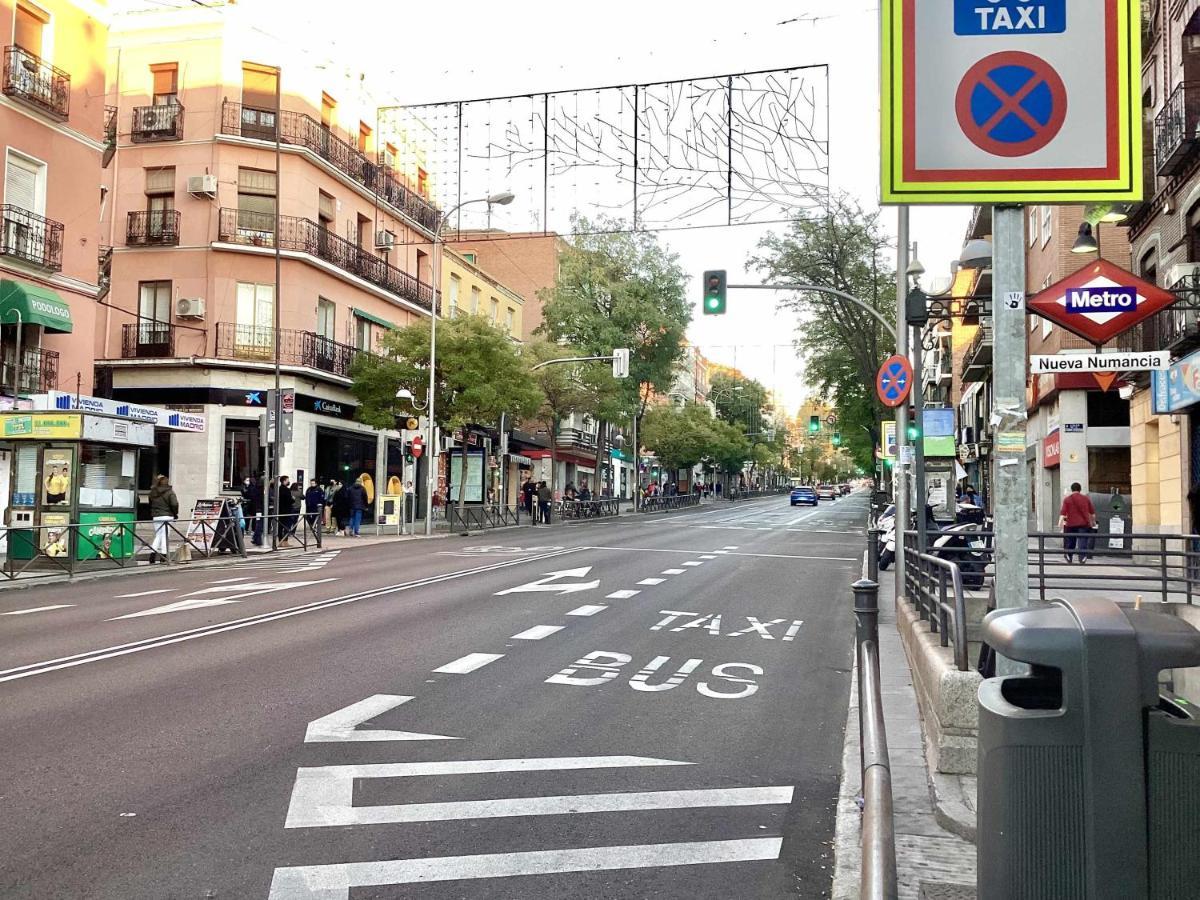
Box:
[702,269,727,316]
[832,432,842,446]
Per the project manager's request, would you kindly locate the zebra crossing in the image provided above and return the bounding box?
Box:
[224,550,341,574]
[269,752,793,897]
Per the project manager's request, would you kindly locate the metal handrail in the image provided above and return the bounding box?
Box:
[638,494,700,512]
[558,498,620,519]
[445,504,522,531]
[853,577,898,900]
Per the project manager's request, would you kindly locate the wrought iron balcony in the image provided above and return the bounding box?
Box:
[127,209,180,247]
[1155,81,1200,177]
[556,427,599,451]
[1116,274,1200,357]
[121,321,175,358]
[1,344,59,393]
[103,106,118,167]
[131,102,184,142]
[0,205,63,271]
[219,100,441,232]
[217,208,434,312]
[2,45,69,120]
[961,324,993,383]
[98,245,112,300]
[214,322,369,379]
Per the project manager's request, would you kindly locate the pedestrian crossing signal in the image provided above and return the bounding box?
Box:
[702,270,727,315]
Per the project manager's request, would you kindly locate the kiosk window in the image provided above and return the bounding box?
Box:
[223,419,262,488]
[13,446,36,506]
[41,448,72,506]
[77,445,135,508]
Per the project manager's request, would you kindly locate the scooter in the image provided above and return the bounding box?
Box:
[877,504,897,570]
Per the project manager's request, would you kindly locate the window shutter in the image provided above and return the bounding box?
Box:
[318,192,335,221]
[4,157,38,212]
[145,167,175,194]
[242,64,278,109]
[238,168,277,196]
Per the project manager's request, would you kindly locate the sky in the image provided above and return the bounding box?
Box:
[180,0,973,415]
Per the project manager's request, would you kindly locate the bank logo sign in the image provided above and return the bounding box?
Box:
[1026,260,1177,345]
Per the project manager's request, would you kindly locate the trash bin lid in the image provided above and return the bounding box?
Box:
[983,603,1083,667]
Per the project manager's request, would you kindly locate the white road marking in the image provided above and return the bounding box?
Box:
[268,838,784,897]
[661,568,686,575]
[511,624,565,640]
[208,576,255,584]
[606,589,640,599]
[304,695,458,743]
[494,566,599,596]
[700,555,717,559]
[2,604,75,616]
[637,578,665,586]
[113,589,173,598]
[583,545,856,562]
[0,547,584,685]
[566,604,607,617]
[434,652,505,674]
[682,561,704,567]
[110,579,338,619]
[723,546,740,550]
[286,783,793,827]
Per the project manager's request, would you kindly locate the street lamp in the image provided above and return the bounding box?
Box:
[424,190,516,535]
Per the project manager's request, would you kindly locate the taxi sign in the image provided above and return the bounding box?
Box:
[882,0,1142,204]
[1027,259,1177,345]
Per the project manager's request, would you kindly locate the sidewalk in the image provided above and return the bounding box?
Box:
[832,569,977,900]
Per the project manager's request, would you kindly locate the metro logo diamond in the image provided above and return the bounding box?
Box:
[1065,287,1136,314]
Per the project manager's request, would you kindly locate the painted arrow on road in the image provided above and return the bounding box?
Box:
[109,579,337,619]
[494,566,600,596]
[305,695,459,743]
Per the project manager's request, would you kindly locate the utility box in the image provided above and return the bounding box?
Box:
[977,598,1200,900]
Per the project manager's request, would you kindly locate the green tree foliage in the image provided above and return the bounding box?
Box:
[708,371,771,435]
[350,315,542,508]
[641,403,752,478]
[751,194,897,473]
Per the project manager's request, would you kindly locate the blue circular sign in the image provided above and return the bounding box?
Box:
[955,51,1067,158]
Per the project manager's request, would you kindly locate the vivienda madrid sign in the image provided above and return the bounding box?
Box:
[1026,259,1177,345]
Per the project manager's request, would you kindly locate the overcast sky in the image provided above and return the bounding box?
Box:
[223,0,971,414]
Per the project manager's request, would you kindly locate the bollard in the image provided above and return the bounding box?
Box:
[868,527,882,584]
[853,577,880,650]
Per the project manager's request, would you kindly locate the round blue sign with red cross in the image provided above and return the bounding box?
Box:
[955,51,1067,158]
[876,354,913,409]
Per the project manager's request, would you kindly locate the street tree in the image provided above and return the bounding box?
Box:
[351,315,543,511]
[640,403,715,476]
[751,194,896,473]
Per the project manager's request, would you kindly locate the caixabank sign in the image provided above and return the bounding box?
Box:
[882,0,1142,203]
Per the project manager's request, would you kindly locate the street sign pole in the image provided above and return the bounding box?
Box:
[894,206,910,600]
[993,205,1030,667]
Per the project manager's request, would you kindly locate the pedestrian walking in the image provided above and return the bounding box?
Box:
[346,476,368,537]
[304,479,325,537]
[1059,482,1097,564]
[148,475,178,563]
[331,480,350,535]
[277,476,297,546]
[537,480,552,525]
[241,474,263,546]
[522,477,536,519]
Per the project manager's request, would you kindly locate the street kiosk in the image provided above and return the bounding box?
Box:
[0,411,154,565]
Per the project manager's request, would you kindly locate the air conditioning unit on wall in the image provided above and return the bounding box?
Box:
[186,174,218,199]
[176,297,205,318]
[375,230,395,250]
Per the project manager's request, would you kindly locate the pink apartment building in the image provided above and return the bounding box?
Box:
[1,0,107,400]
[98,3,439,516]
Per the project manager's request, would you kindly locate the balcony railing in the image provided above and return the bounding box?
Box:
[1155,81,1200,177]
[217,208,434,312]
[121,322,175,359]
[98,245,112,300]
[131,102,184,142]
[556,427,599,451]
[0,205,63,271]
[104,105,117,143]
[127,209,180,247]
[1,345,59,393]
[1117,275,1200,357]
[961,324,993,382]
[214,322,369,379]
[219,100,441,233]
[2,45,69,120]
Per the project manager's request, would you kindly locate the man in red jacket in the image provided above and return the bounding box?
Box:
[1059,482,1097,564]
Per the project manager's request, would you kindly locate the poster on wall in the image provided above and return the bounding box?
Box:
[77,511,135,561]
[448,450,484,503]
[39,512,70,558]
[42,448,73,506]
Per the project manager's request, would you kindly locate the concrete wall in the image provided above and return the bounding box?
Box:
[1129,389,1185,533]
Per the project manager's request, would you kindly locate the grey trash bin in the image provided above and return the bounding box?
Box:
[977,597,1200,900]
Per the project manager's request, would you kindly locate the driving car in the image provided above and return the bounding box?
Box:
[839,484,851,496]
[790,486,818,506]
[817,484,837,501]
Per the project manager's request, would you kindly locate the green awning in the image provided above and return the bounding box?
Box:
[0,280,73,333]
[352,308,396,330]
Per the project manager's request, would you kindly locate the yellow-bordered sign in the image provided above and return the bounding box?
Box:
[881,0,1141,204]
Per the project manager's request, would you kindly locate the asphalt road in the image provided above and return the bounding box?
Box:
[0,492,868,900]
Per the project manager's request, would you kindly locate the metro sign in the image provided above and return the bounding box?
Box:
[1026,259,1177,346]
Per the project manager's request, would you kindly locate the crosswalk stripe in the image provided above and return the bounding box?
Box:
[268,838,784,897]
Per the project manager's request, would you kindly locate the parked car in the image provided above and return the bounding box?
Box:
[817,484,837,501]
[790,486,818,506]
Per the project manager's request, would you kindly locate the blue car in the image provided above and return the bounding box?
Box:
[790,486,817,506]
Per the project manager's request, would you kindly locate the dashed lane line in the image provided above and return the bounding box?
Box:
[434,653,505,674]
[607,589,640,599]
[661,569,686,576]
[511,625,565,641]
[566,605,607,617]
[637,578,666,586]
[1,604,75,616]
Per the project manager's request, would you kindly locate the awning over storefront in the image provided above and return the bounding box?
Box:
[0,279,72,333]
[352,308,396,330]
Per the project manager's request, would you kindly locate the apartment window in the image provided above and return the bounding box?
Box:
[237,167,276,234]
[1188,202,1200,263]
[417,167,428,197]
[490,297,499,322]
[138,280,171,323]
[151,63,178,105]
[354,315,371,350]
[4,150,45,215]
[241,63,278,138]
[462,252,477,265]
[358,122,372,154]
[382,142,397,171]
[416,248,430,284]
[14,2,47,56]
[470,286,481,314]
[449,274,461,316]
[316,298,335,339]
[1028,209,1037,247]
[1140,249,1157,285]
[356,214,371,249]
[235,282,275,350]
[321,93,336,128]
[505,307,515,333]
[144,167,175,239]
[222,419,262,489]
[1041,206,1052,248]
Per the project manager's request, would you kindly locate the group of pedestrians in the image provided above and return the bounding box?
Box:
[520,478,553,525]
[238,473,371,544]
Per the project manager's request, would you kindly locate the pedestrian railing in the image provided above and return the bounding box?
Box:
[445,504,522,532]
[900,540,971,673]
[638,494,701,513]
[852,574,899,900]
[558,498,621,519]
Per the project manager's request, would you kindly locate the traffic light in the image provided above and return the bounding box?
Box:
[809,415,820,434]
[612,348,630,379]
[906,420,920,442]
[832,432,842,446]
[702,270,727,315]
